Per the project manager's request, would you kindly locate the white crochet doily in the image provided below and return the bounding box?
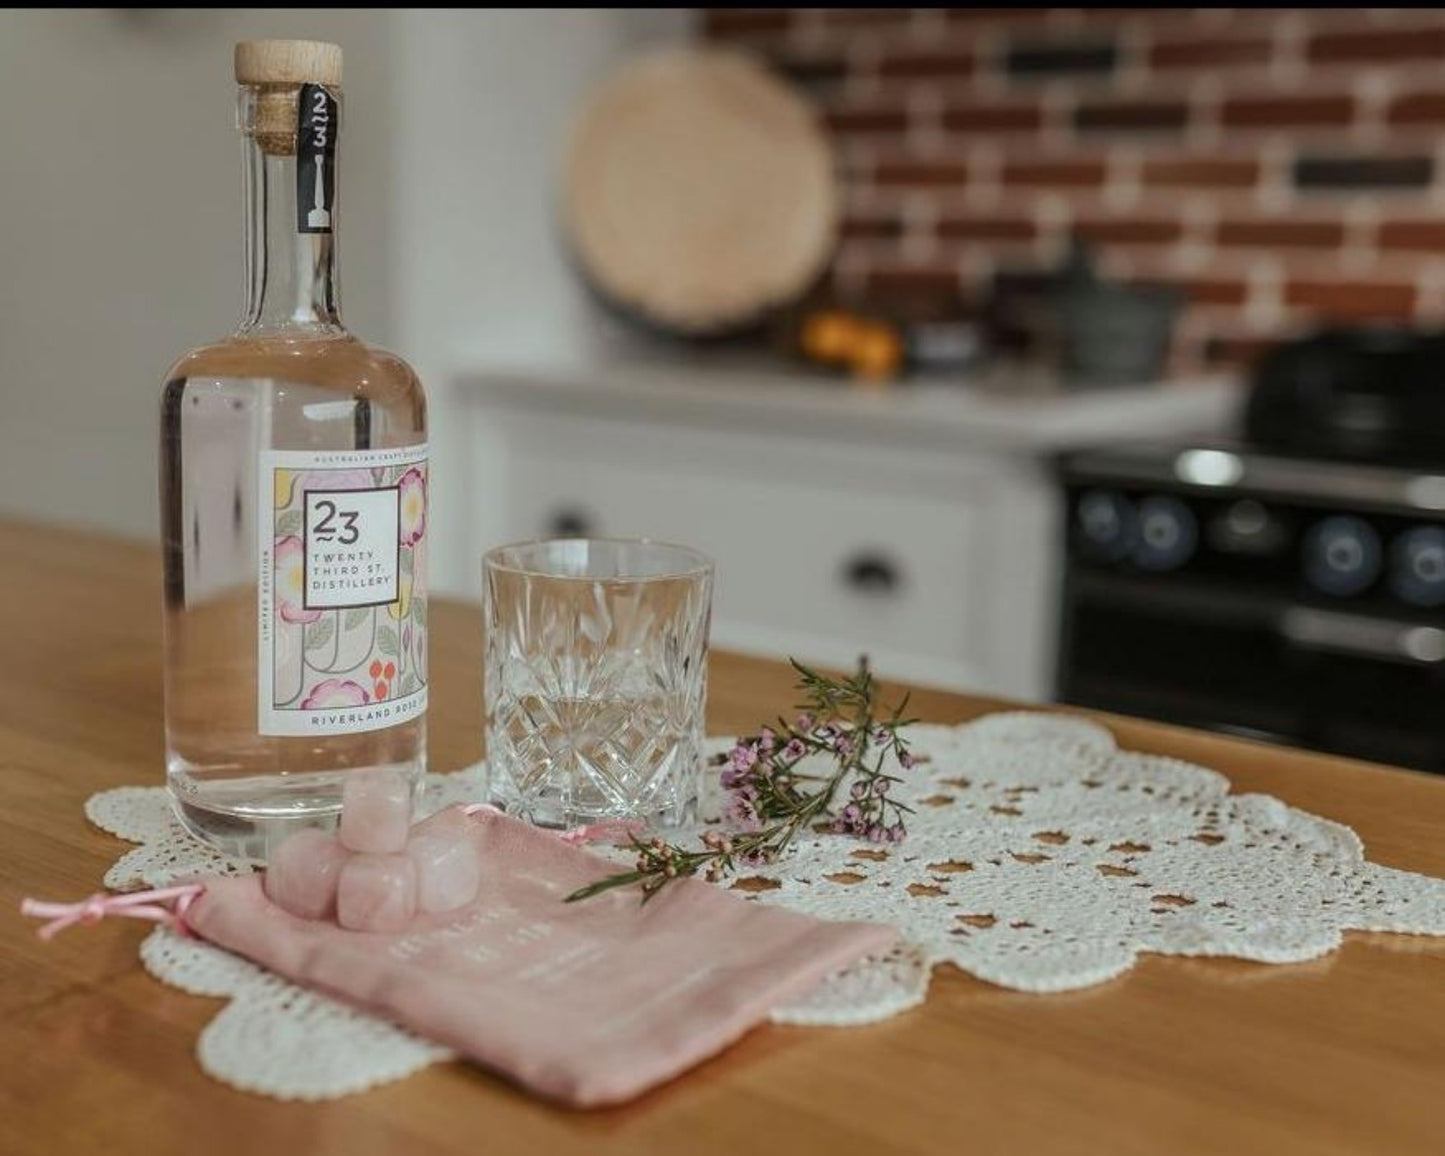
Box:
[87,713,1445,1100]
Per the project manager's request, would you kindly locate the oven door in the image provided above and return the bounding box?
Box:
[1058,573,1445,772]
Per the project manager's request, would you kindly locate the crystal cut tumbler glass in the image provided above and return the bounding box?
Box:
[483,539,713,829]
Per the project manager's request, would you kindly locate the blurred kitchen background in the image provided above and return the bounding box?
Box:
[5,9,1445,770]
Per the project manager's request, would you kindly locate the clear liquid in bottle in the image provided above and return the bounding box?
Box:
[161,338,428,860]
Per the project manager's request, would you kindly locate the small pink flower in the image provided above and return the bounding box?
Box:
[398,467,427,546]
[275,535,321,624]
[722,787,762,832]
[729,743,758,772]
[300,678,371,709]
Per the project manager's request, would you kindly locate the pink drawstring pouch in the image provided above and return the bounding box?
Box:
[30,807,895,1107]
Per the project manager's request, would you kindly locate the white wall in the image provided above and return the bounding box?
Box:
[0,9,395,537]
[387,9,689,595]
[0,8,687,593]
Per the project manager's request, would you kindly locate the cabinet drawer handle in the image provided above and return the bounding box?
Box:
[843,552,902,595]
[546,507,594,538]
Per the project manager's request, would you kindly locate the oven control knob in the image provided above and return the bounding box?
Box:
[1391,526,1445,607]
[1304,516,1381,596]
[1210,498,1285,555]
[1130,495,1197,571]
[1075,490,1135,563]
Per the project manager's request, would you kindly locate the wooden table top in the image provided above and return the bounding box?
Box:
[1,519,1443,1156]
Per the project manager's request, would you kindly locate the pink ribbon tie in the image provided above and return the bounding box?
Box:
[22,807,643,944]
[20,884,204,941]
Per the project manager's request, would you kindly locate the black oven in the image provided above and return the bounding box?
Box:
[1056,447,1445,773]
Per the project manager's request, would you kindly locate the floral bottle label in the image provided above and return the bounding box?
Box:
[257,445,428,737]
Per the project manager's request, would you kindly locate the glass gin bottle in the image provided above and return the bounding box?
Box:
[160,41,428,859]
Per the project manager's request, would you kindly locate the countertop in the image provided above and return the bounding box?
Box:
[458,358,1240,454]
[1,520,1443,1156]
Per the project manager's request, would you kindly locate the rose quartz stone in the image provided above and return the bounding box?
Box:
[264,829,349,921]
[338,768,414,854]
[407,829,482,914]
[337,852,417,932]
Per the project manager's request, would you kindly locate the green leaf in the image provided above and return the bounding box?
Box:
[343,606,372,630]
[399,672,419,695]
[378,626,399,656]
[276,510,303,537]
[400,549,414,576]
[305,617,335,651]
[412,598,427,628]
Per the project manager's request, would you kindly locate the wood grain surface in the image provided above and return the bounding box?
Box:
[1,520,1442,1156]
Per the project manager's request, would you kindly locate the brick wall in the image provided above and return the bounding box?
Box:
[701,8,1445,370]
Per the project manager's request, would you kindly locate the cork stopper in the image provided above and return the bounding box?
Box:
[234,40,342,87]
[235,41,341,157]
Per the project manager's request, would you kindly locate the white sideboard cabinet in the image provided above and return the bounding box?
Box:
[459,362,1236,701]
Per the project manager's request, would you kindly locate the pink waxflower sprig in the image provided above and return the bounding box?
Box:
[567,658,917,903]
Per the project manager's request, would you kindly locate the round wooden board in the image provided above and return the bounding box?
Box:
[564,48,838,336]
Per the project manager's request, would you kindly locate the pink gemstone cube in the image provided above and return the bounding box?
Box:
[407,829,482,914]
[264,828,349,921]
[339,768,414,854]
[337,852,418,932]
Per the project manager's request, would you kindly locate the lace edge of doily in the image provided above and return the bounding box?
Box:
[139,927,456,1101]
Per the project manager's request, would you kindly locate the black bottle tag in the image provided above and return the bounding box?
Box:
[296,83,338,234]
